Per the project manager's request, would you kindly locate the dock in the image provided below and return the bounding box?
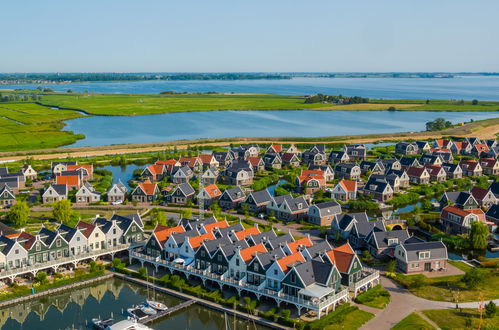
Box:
[141,299,196,324]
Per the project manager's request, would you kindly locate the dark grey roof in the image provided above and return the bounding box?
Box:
[402,241,448,262]
[58,170,82,177]
[399,157,420,167]
[360,161,381,171]
[248,189,272,204]
[222,186,245,201]
[0,223,16,236]
[442,162,460,173]
[176,183,195,196]
[262,153,281,164]
[284,196,309,212]
[336,212,369,230]
[266,234,294,250]
[58,224,80,241]
[334,163,359,171]
[272,194,292,206]
[293,259,332,286]
[220,239,249,258]
[311,201,342,216]
[0,167,8,176]
[0,236,16,255]
[0,177,19,189]
[247,230,277,245]
[486,204,499,220]
[49,184,68,196]
[364,177,391,194]
[489,182,499,196]
[172,166,193,177]
[415,141,429,148]
[329,150,347,159]
[39,227,58,246]
[216,223,245,238]
[354,219,385,238]
[202,237,233,255]
[51,161,76,169]
[372,230,410,248]
[304,241,332,259]
[0,185,15,198]
[111,213,144,228]
[251,249,286,270]
[93,217,114,234]
[171,229,200,245]
[419,154,441,164]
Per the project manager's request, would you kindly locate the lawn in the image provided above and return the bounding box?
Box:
[423,308,499,330]
[389,262,499,302]
[354,284,391,309]
[305,304,374,330]
[391,312,436,330]
[324,308,374,329]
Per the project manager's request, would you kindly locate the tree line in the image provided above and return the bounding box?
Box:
[304,93,369,104]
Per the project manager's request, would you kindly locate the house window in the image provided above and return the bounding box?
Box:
[132,226,136,232]
[36,243,41,252]
[419,251,430,260]
[387,238,398,245]
[255,263,259,272]
[201,250,205,257]
[56,239,61,247]
[290,273,296,283]
[15,249,19,255]
[218,255,222,262]
[274,269,277,275]
[236,259,240,266]
[77,237,80,242]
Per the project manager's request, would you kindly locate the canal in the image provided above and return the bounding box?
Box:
[0,278,269,330]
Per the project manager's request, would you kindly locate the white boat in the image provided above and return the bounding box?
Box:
[146,300,168,311]
[140,304,157,315]
[107,319,153,330]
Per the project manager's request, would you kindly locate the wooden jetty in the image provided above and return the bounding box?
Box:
[141,299,196,324]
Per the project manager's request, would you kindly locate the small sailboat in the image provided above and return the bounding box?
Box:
[139,304,157,316]
[91,317,113,330]
[146,300,168,311]
[146,270,168,311]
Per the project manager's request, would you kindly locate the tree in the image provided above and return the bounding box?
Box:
[472,99,479,105]
[151,209,166,226]
[89,260,97,272]
[181,208,192,219]
[387,106,397,111]
[469,221,489,250]
[210,201,222,218]
[421,199,433,211]
[52,199,73,224]
[112,258,124,269]
[34,271,48,284]
[485,301,497,318]
[426,118,452,131]
[8,201,30,227]
[281,309,291,320]
[461,268,484,289]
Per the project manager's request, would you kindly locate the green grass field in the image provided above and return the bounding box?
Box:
[391,313,436,330]
[40,92,499,115]
[0,103,84,151]
[423,308,499,330]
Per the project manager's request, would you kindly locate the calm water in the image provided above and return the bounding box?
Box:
[4,76,499,100]
[65,110,499,147]
[99,165,143,189]
[0,278,267,330]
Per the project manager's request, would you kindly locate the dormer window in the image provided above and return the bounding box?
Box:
[387,238,398,245]
[419,251,430,259]
[56,239,61,247]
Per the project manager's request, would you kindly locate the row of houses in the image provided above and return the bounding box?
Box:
[396,137,498,158]
[141,216,377,309]
[0,213,144,272]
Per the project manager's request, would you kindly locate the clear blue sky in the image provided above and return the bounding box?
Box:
[2,0,498,72]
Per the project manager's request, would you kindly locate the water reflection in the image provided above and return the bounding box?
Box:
[0,278,267,330]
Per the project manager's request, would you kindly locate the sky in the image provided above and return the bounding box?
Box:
[1,0,499,72]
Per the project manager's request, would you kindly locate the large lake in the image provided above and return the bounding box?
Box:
[4,76,499,100]
[65,110,499,147]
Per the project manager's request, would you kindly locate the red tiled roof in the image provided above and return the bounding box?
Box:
[17,232,36,250]
[277,252,305,272]
[479,158,498,169]
[474,144,489,153]
[459,160,480,171]
[234,226,261,241]
[204,184,222,199]
[270,144,282,152]
[327,243,356,273]
[441,205,486,222]
[154,225,185,247]
[240,243,267,263]
[286,236,313,254]
[423,164,443,176]
[146,164,165,176]
[338,179,357,192]
[430,148,451,153]
[56,175,80,186]
[198,154,215,164]
[76,221,96,238]
[179,157,200,167]
[470,186,491,201]
[297,174,325,186]
[406,166,427,177]
[67,164,93,175]
[246,157,262,167]
[155,159,180,170]
[281,153,297,162]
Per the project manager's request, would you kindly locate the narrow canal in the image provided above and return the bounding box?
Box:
[0,278,269,330]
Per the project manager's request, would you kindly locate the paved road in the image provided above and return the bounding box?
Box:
[360,276,499,329]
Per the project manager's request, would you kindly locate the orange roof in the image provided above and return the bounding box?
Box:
[453,141,464,149]
[442,205,485,221]
[67,164,93,175]
[204,220,229,233]
[277,252,305,272]
[154,225,185,247]
[146,164,165,175]
[430,148,451,153]
[139,181,158,195]
[297,174,325,186]
[204,184,222,198]
[474,144,489,152]
[234,226,261,240]
[56,175,80,186]
[270,144,282,152]
[327,243,356,273]
[198,154,214,164]
[338,179,357,192]
[179,157,200,167]
[240,243,267,263]
[286,236,313,254]
[301,169,324,176]
[246,157,262,167]
[155,159,180,169]
[189,232,215,249]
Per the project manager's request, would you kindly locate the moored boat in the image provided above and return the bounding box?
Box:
[146,300,168,311]
[107,319,153,330]
[92,317,113,330]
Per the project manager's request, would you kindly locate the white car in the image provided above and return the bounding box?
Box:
[111,200,123,205]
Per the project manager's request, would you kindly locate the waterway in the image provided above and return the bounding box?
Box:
[4,76,499,100]
[98,164,143,189]
[64,110,499,148]
[0,278,268,330]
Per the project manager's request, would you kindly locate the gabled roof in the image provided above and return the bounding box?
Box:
[266,233,294,249]
[234,226,261,241]
[136,181,158,195]
[202,184,222,199]
[189,232,216,249]
[240,243,267,263]
[203,219,229,233]
[441,205,485,222]
[286,236,313,254]
[325,243,356,273]
[198,154,216,165]
[247,189,272,204]
[335,212,369,230]
[221,186,246,201]
[144,164,165,176]
[56,175,80,186]
[292,259,333,287]
[371,230,410,249]
[406,166,428,177]
[246,157,263,167]
[304,240,332,259]
[402,241,448,262]
[337,179,357,192]
[470,186,494,201]
[247,229,278,244]
[479,158,498,169]
[281,153,299,162]
[277,252,305,272]
[153,225,185,247]
[311,201,342,216]
[486,204,499,220]
[250,249,286,270]
[76,221,96,238]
